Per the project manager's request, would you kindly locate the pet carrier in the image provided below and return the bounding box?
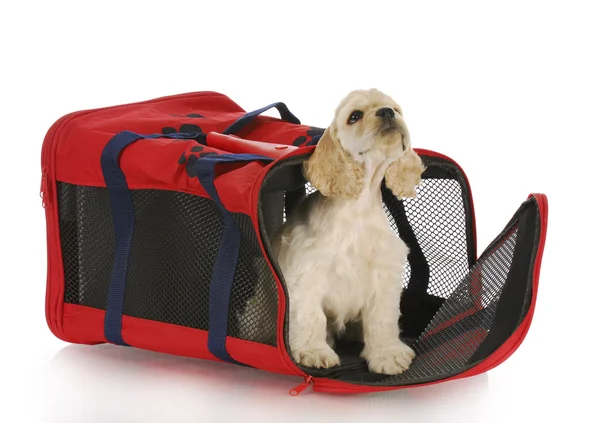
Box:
[41,91,547,394]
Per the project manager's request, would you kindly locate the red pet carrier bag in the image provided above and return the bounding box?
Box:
[41,91,548,395]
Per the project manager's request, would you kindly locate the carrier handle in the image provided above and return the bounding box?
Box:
[195,154,274,366]
[222,102,301,135]
[100,130,207,347]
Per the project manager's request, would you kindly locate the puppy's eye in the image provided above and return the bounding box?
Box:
[347,110,363,124]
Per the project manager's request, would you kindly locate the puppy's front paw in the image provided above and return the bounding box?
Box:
[362,343,416,375]
[294,346,341,369]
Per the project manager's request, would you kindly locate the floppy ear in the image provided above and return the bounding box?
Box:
[303,127,364,198]
[384,147,425,199]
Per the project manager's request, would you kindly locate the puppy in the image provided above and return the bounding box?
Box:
[271,89,425,375]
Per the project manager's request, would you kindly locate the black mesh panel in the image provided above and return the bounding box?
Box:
[57,182,278,346]
[122,190,221,330]
[385,178,470,297]
[59,184,114,309]
[227,215,279,346]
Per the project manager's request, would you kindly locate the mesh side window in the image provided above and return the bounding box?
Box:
[228,215,279,346]
[59,184,114,308]
[386,178,470,297]
[57,183,278,346]
[122,190,221,330]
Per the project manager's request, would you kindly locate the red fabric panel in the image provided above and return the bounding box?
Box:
[62,304,294,376]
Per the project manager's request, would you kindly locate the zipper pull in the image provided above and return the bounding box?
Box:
[40,168,49,208]
[289,376,313,396]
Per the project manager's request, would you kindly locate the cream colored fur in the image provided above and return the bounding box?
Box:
[271,89,425,375]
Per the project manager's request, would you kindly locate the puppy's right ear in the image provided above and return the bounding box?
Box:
[384,148,425,199]
[303,127,364,198]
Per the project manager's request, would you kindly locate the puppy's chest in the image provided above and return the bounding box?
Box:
[319,217,401,316]
[319,213,399,264]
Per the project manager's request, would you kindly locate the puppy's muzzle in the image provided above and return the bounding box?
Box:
[376,107,402,137]
[375,107,395,120]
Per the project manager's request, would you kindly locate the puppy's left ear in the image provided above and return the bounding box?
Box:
[385,147,425,199]
[304,127,364,198]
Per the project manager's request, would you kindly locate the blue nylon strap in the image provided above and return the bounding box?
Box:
[101,130,201,346]
[195,154,274,365]
[222,102,301,135]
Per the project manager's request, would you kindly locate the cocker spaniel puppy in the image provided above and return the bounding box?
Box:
[271,89,425,375]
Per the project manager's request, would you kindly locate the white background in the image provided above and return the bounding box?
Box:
[1,1,598,421]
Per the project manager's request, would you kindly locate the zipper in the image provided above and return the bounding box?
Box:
[40,166,52,209]
[42,111,81,341]
[250,152,313,389]
[40,166,49,208]
[289,376,313,396]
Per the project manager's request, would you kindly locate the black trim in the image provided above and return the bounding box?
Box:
[382,186,430,293]
[469,200,540,363]
[258,156,308,364]
[399,288,445,339]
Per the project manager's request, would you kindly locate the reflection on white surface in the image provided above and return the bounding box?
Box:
[45,344,489,423]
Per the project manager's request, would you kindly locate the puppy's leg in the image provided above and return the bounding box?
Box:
[288,281,340,369]
[360,269,415,375]
[290,306,340,368]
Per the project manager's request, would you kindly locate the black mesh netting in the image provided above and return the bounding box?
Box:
[385,179,470,297]
[59,183,114,309]
[57,183,278,346]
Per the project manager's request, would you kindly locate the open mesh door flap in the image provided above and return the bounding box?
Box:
[369,194,546,386]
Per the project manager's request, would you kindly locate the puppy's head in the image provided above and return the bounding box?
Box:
[304,88,424,199]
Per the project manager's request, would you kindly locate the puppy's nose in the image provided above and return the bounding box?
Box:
[376,107,395,120]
